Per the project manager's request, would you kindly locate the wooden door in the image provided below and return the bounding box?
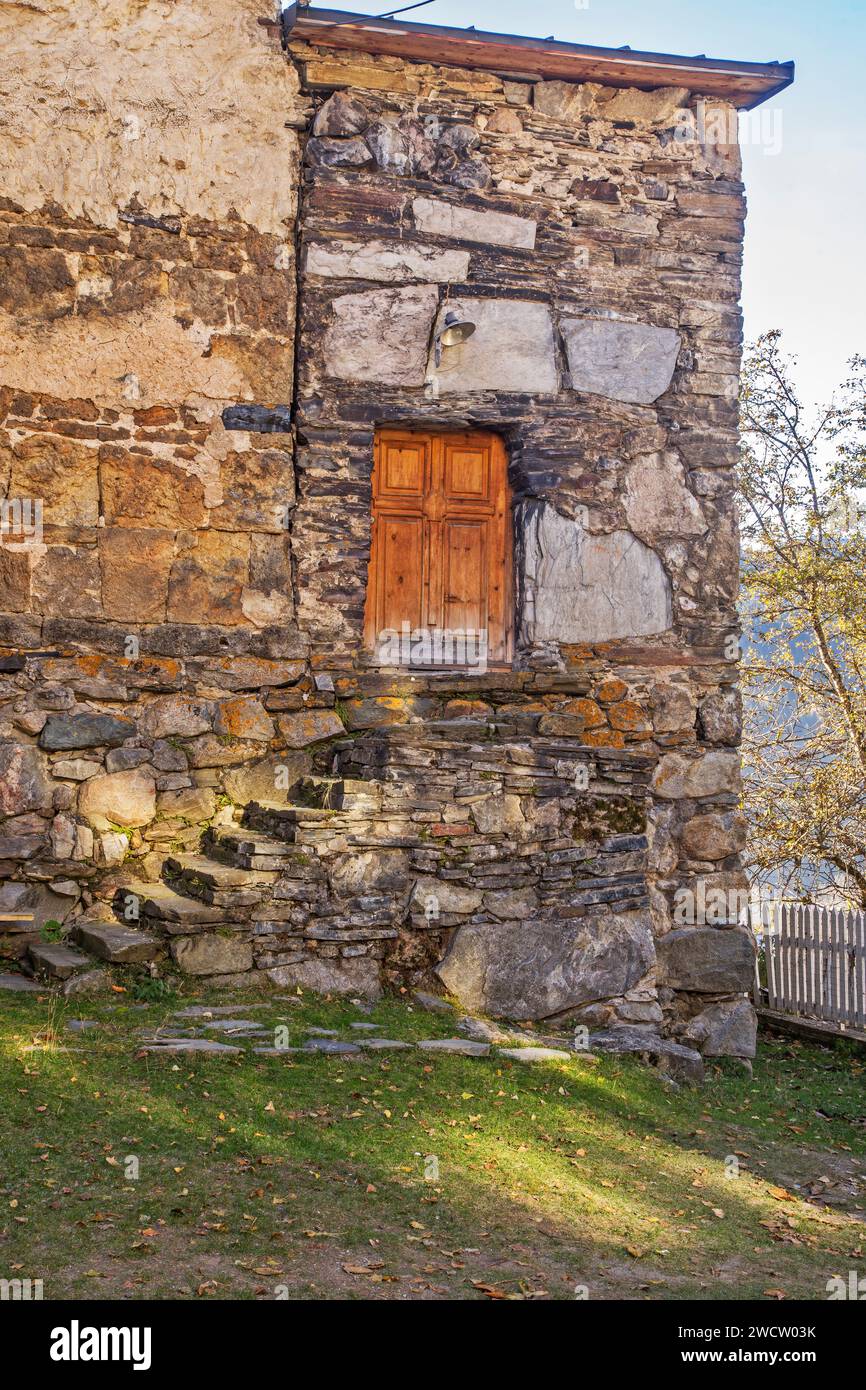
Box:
[363,429,512,666]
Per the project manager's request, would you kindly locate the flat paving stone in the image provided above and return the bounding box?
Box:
[0,973,42,992]
[197,1018,260,1032]
[497,1046,572,1064]
[417,1038,490,1057]
[350,1022,380,1030]
[173,1004,267,1019]
[358,1038,412,1051]
[301,1039,361,1054]
[66,1019,99,1033]
[306,1027,339,1037]
[137,1038,242,1056]
[252,1046,301,1057]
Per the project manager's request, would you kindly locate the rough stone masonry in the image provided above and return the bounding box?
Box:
[0,1,781,1060]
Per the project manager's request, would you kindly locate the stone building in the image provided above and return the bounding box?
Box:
[0,3,793,1059]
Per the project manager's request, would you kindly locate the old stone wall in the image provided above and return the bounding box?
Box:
[0,5,754,1057]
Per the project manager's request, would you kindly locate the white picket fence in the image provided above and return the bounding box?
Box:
[756,902,866,1031]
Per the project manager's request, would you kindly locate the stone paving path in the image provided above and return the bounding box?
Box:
[1,972,704,1082]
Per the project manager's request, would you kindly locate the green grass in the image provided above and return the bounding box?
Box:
[1,984,864,1301]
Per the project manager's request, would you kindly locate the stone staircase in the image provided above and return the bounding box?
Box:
[22,772,396,992]
[22,726,655,1024]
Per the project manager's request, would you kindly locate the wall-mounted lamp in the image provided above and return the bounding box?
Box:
[433,310,477,367]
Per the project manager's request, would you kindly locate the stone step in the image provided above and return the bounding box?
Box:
[28,940,93,980]
[242,802,334,838]
[295,776,382,813]
[203,827,300,871]
[74,921,160,964]
[113,882,226,927]
[164,854,278,889]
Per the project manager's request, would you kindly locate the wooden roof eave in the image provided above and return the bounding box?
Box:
[281,6,794,110]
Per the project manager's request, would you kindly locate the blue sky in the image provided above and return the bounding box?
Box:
[339,0,865,407]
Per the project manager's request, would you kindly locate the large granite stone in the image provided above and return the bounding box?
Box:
[411,875,482,916]
[412,196,536,248]
[266,956,383,999]
[588,1026,705,1084]
[306,238,470,284]
[656,927,756,993]
[323,284,439,386]
[698,690,742,746]
[683,998,757,1057]
[139,694,214,739]
[562,318,680,404]
[680,812,746,862]
[437,911,656,1020]
[652,751,741,800]
[171,935,253,976]
[519,501,671,644]
[78,768,156,829]
[426,298,557,394]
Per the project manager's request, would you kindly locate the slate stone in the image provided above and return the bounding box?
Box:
[75,921,158,964]
[39,713,134,751]
[656,927,756,993]
[437,912,656,1021]
[562,318,681,405]
[306,135,372,168]
[358,1038,412,1051]
[301,1038,361,1054]
[624,451,707,543]
[221,403,293,433]
[28,940,91,980]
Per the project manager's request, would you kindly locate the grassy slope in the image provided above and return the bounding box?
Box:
[0,985,864,1301]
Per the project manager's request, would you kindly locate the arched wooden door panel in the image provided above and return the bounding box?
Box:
[363,429,512,666]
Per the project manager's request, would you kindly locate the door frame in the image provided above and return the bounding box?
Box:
[362,426,514,670]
